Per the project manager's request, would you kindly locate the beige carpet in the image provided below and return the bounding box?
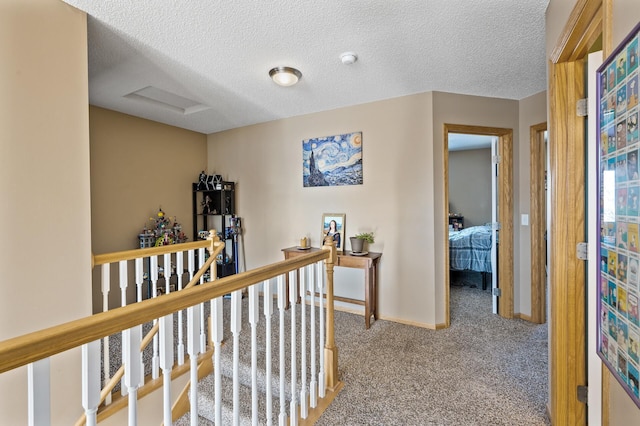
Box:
[315,283,549,425]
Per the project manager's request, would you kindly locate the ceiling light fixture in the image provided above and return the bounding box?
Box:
[340,52,358,65]
[269,66,302,87]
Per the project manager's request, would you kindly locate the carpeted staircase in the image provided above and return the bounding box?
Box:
[174,295,326,425]
[175,373,271,425]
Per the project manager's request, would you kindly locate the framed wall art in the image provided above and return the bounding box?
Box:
[597,21,640,408]
[303,132,363,187]
[321,213,345,252]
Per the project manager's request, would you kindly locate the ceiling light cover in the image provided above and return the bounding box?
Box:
[269,66,302,87]
[340,52,358,65]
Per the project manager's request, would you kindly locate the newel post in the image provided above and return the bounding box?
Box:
[207,230,221,280]
[206,230,221,347]
[206,229,219,253]
[322,237,339,391]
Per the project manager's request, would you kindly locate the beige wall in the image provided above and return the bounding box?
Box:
[208,93,439,326]
[89,106,207,309]
[518,91,547,316]
[448,148,492,227]
[613,0,640,47]
[0,0,91,423]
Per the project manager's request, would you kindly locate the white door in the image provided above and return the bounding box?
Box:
[587,49,603,426]
[491,136,499,314]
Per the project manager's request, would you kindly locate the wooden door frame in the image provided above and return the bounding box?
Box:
[444,124,514,326]
[548,0,609,424]
[530,122,547,324]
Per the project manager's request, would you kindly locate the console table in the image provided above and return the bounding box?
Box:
[281,247,382,329]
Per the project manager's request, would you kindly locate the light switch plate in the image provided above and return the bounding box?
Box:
[521,214,529,226]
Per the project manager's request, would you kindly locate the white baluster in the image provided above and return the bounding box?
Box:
[249,283,259,426]
[134,258,145,385]
[187,304,201,426]
[159,313,174,426]
[289,270,298,426]
[28,358,50,426]
[310,264,317,408]
[119,260,128,307]
[177,251,185,365]
[124,326,142,425]
[135,258,143,302]
[317,261,326,398]
[150,255,159,298]
[101,264,110,314]
[101,264,112,405]
[231,289,242,425]
[161,253,173,385]
[120,261,129,396]
[211,295,223,425]
[187,249,195,281]
[198,247,207,353]
[163,253,172,294]
[82,341,100,426]
[150,256,160,380]
[198,247,205,284]
[277,275,288,426]
[263,279,274,426]
[299,266,308,419]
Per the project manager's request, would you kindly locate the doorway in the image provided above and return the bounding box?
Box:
[444,124,514,325]
[447,134,499,313]
[530,123,548,324]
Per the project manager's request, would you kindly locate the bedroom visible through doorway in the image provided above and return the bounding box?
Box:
[443,124,514,325]
[448,134,498,314]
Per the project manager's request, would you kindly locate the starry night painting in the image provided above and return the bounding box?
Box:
[303,132,363,187]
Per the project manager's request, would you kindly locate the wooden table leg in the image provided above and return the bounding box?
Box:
[364,266,371,329]
[371,264,378,320]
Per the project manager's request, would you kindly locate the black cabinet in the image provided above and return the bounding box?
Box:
[192,182,236,278]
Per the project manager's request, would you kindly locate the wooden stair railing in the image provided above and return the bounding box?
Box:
[0,240,338,425]
[75,232,224,425]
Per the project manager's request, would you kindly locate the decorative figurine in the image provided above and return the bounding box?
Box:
[197,171,208,190]
[202,195,213,215]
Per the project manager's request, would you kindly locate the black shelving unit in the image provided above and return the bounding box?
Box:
[192,181,236,278]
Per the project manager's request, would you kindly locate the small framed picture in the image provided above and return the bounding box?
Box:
[321,213,345,252]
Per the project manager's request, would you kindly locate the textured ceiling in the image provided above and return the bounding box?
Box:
[449,134,494,151]
[62,0,550,135]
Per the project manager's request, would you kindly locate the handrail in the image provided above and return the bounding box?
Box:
[0,250,330,374]
[92,239,221,266]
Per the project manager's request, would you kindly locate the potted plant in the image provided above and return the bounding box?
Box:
[350,232,374,253]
